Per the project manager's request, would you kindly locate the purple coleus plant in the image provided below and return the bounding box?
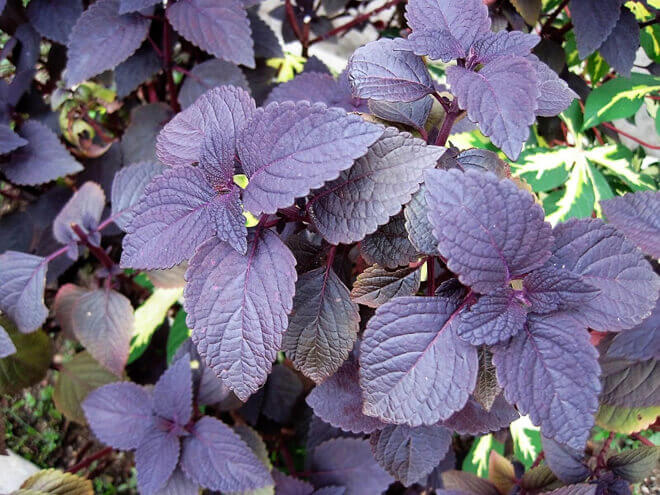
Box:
[83,354,273,494]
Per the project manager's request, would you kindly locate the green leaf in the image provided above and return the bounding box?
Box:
[586,53,610,84]
[586,163,614,216]
[607,445,660,483]
[510,416,542,470]
[462,434,505,477]
[127,287,183,364]
[510,0,542,24]
[582,74,660,129]
[596,404,660,434]
[560,99,584,137]
[166,310,191,364]
[586,144,657,191]
[641,25,660,63]
[544,156,595,224]
[512,146,578,192]
[17,469,93,495]
[563,31,580,67]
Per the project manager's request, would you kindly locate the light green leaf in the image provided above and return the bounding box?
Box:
[510,416,542,470]
[586,53,610,84]
[544,156,595,224]
[585,144,657,191]
[560,99,584,137]
[586,163,614,217]
[166,310,191,364]
[512,146,578,192]
[462,434,505,477]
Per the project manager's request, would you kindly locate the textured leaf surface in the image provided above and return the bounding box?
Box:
[527,56,578,117]
[570,0,622,59]
[153,356,193,425]
[370,424,452,486]
[310,438,393,495]
[19,469,93,495]
[135,424,180,495]
[404,184,437,255]
[549,218,659,331]
[3,120,82,185]
[347,39,434,102]
[306,359,386,434]
[71,288,134,376]
[522,266,600,314]
[472,31,540,65]
[83,382,153,450]
[27,0,83,44]
[179,59,249,109]
[458,290,527,346]
[239,102,382,215]
[119,0,161,14]
[65,0,150,85]
[601,191,660,259]
[607,446,660,483]
[272,470,314,495]
[599,8,639,76]
[351,265,421,308]
[180,416,272,492]
[425,169,552,294]
[441,395,519,435]
[546,485,597,495]
[447,58,538,160]
[167,0,254,68]
[541,436,589,484]
[360,296,477,425]
[600,356,659,408]
[283,267,359,383]
[368,98,432,131]
[360,214,418,269]
[0,123,27,154]
[493,314,600,450]
[0,251,48,333]
[111,161,165,231]
[608,301,659,361]
[308,128,443,244]
[53,182,105,246]
[185,230,297,400]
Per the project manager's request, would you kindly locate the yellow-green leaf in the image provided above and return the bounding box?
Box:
[18,469,93,495]
[544,156,595,225]
[596,404,660,434]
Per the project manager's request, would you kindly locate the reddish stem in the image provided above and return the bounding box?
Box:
[596,432,616,471]
[540,0,570,35]
[530,451,545,469]
[630,432,655,447]
[71,223,115,271]
[66,446,113,474]
[435,109,460,146]
[285,0,304,45]
[600,122,660,150]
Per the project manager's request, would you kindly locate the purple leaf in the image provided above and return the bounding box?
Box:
[185,230,297,401]
[404,184,437,255]
[600,355,658,408]
[178,59,249,110]
[472,31,540,65]
[120,166,226,269]
[458,290,528,346]
[65,0,151,86]
[360,296,478,425]
[0,123,27,154]
[441,471,499,495]
[82,382,153,450]
[608,301,659,361]
[53,182,105,246]
[121,103,173,164]
[135,424,181,495]
[248,10,283,59]
[523,266,600,314]
[526,56,578,117]
[313,487,346,495]
[599,8,639,76]
[115,43,162,98]
[546,485,597,495]
[156,85,255,167]
[272,470,314,495]
[447,57,539,160]
[0,251,48,333]
[306,358,387,434]
[360,214,419,269]
[310,438,393,494]
[368,97,432,131]
[425,169,553,294]
[153,355,193,426]
[601,191,660,259]
[3,120,82,185]
[347,39,435,102]
[180,416,273,491]
[549,218,659,331]
[306,415,356,451]
[283,267,359,383]
[119,0,161,14]
[370,424,452,486]
[351,264,421,308]
[441,394,519,435]
[425,449,456,490]
[262,364,303,423]
[0,325,16,358]
[570,0,623,59]
[308,128,444,244]
[111,161,165,231]
[167,0,255,68]
[239,102,382,215]
[26,0,83,45]
[493,313,600,450]
[155,469,198,495]
[71,288,134,376]
[542,435,589,484]
[404,0,490,61]
[456,148,510,177]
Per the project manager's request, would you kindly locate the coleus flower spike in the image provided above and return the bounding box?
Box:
[83,354,273,494]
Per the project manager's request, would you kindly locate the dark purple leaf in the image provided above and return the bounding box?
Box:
[541,435,589,484]
[523,266,600,314]
[360,214,419,269]
[493,313,600,450]
[65,0,150,86]
[272,470,314,495]
[599,8,639,76]
[3,120,82,185]
[313,487,346,495]
[306,358,387,434]
[0,251,48,333]
[404,0,490,61]
[441,471,499,495]
[156,85,255,167]
[546,485,597,495]
[456,149,510,177]
[404,184,437,255]
[600,355,658,408]
[472,31,540,65]
[262,364,304,423]
[121,103,173,164]
[153,355,193,426]
[79,143,123,196]
[601,191,660,259]
[308,128,444,244]
[71,288,134,376]
[180,416,273,491]
[53,182,105,246]
[526,56,578,117]
[283,267,359,383]
[0,123,27,154]
[347,39,434,102]
[368,97,432,131]
[425,169,553,294]
[441,394,519,435]
[447,57,539,160]
[425,449,456,490]
[27,0,83,45]
[607,445,660,484]
[167,0,255,68]
[458,290,528,345]
[303,56,331,75]
[360,295,477,425]
[185,230,297,401]
[306,415,356,451]
[370,424,452,486]
[608,301,659,361]
[239,102,382,215]
[570,0,623,59]
[135,424,181,495]
[0,325,16,359]
[351,264,421,308]
[178,59,249,110]
[265,72,362,113]
[115,43,162,98]
[310,438,393,494]
[248,10,283,59]
[119,0,161,14]
[82,382,153,450]
[548,218,659,331]
[111,161,165,231]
